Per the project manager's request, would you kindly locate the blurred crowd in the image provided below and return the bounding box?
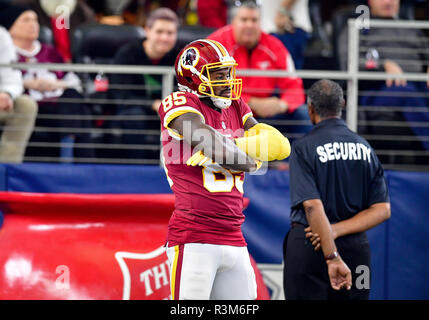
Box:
[0,0,428,167]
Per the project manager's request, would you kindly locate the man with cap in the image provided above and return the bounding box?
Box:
[0,3,95,161]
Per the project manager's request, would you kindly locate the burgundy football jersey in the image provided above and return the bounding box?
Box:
[158,91,253,247]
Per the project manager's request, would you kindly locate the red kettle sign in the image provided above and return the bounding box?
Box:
[115,247,171,300]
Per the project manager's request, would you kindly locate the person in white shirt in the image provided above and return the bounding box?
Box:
[0,26,37,163]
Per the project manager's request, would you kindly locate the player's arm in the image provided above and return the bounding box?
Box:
[169,112,259,172]
[243,116,258,131]
[235,117,291,161]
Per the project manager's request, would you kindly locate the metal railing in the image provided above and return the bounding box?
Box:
[347,19,429,170]
[1,19,429,169]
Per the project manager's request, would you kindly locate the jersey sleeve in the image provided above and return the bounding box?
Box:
[289,142,321,207]
[158,91,206,140]
[238,98,254,127]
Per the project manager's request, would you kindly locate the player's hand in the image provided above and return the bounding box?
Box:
[327,257,352,291]
[245,122,277,137]
[186,150,209,166]
[236,125,290,161]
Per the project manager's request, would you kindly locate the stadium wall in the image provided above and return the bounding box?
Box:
[0,163,427,300]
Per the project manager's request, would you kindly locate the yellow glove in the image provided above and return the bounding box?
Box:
[186,150,210,166]
[244,123,277,137]
[235,123,291,161]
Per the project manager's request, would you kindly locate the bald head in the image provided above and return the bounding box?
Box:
[307,79,345,119]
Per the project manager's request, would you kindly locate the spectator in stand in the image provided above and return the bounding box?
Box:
[0,25,37,163]
[110,7,180,161]
[261,0,312,70]
[14,0,97,62]
[207,1,311,140]
[1,4,95,161]
[338,0,429,164]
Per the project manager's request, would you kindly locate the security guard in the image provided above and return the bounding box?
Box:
[283,79,391,300]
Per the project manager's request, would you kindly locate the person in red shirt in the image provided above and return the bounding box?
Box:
[208,1,311,138]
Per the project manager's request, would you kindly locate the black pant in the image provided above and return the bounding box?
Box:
[283,223,370,300]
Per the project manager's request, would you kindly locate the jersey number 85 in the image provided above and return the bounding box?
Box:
[202,161,244,193]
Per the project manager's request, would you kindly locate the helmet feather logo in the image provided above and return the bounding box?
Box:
[180,47,200,70]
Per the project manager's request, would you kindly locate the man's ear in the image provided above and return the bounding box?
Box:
[307,102,315,116]
[307,101,318,124]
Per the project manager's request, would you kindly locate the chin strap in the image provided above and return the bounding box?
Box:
[211,97,232,109]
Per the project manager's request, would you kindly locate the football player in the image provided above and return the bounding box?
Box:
[159,39,290,300]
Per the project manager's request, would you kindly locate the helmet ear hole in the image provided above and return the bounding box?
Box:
[185,77,192,84]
